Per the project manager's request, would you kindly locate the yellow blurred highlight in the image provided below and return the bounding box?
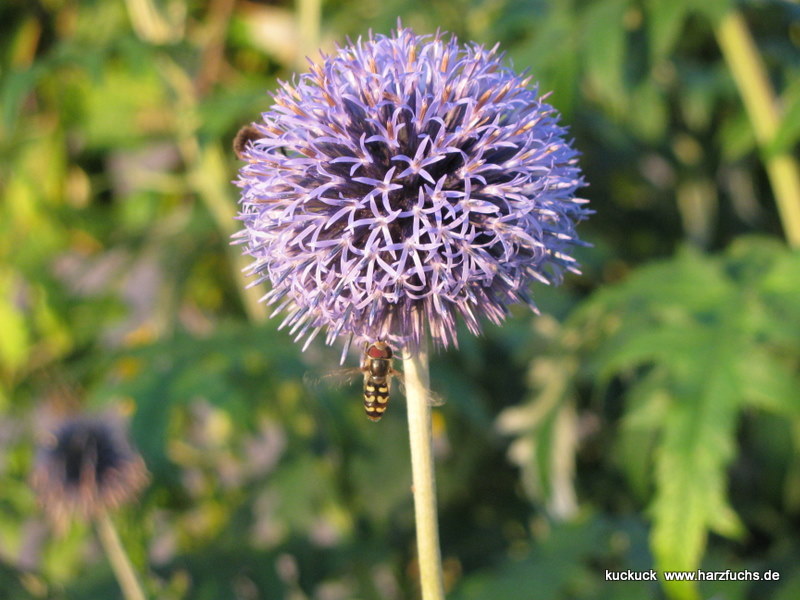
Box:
[69,229,102,254]
[123,324,157,347]
[117,396,137,417]
[10,16,41,68]
[623,6,643,30]
[114,357,142,380]
[33,285,73,361]
[431,410,446,437]
[277,380,309,430]
[791,22,800,47]
[0,270,31,376]
[442,557,463,593]
[206,409,232,445]
[20,573,48,597]
[320,503,353,539]
[65,167,91,208]
[167,439,198,465]
[672,134,703,166]
[181,501,229,541]
[242,350,264,373]
[408,555,462,592]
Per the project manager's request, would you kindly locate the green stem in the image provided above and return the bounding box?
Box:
[96,512,148,600]
[123,0,184,44]
[158,57,266,324]
[715,10,800,248]
[297,0,322,66]
[190,143,268,324]
[403,339,446,600]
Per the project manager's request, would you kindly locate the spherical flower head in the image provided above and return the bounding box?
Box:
[31,415,148,526]
[236,27,589,356]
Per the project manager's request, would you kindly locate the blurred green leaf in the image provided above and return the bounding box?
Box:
[582,0,630,113]
[628,81,668,142]
[452,518,609,600]
[719,109,756,160]
[765,77,800,157]
[0,270,30,378]
[690,0,735,24]
[646,0,691,63]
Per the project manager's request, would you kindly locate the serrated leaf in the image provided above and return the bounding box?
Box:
[593,324,705,381]
[652,349,745,600]
[586,246,730,314]
[747,246,800,345]
[453,519,612,600]
[766,76,800,157]
[758,247,800,302]
[567,242,800,600]
[737,349,800,414]
[615,368,671,498]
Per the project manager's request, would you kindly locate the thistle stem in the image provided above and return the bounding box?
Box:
[96,512,148,600]
[403,340,446,600]
[715,10,800,248]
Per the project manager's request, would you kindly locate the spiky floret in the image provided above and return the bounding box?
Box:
[31,416,148,526]
[236,27,589,356]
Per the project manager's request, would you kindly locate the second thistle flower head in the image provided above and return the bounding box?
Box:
[31,415,148,526]
[236,27,589,356]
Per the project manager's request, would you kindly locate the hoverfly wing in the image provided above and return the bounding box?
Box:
[391,370,446,407]
[303,367,364,392]
[426,389,447,407]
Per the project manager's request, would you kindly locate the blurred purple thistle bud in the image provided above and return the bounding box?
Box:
[235,26,590,358]
[31,415,148,528]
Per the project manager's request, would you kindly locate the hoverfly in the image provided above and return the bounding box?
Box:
[305,341,442,422]
[360,341,398,421]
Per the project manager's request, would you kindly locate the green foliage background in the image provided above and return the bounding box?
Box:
[1,0,800,599]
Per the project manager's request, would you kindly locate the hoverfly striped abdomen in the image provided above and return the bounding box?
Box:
[362,341,393,422]
[304,340,443,423]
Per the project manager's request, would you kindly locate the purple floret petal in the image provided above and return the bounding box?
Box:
[235,26,590,355]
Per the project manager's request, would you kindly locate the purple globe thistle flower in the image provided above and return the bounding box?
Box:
[31,415,148,526]
[235,27,589,357]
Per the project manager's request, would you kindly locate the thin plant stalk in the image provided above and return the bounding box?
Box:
[715,10,800,248]
[95,512,148,600]
[123,0,184,44]
[403,339,446,600]
[157,56,266,323]
[297,0,322,66]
